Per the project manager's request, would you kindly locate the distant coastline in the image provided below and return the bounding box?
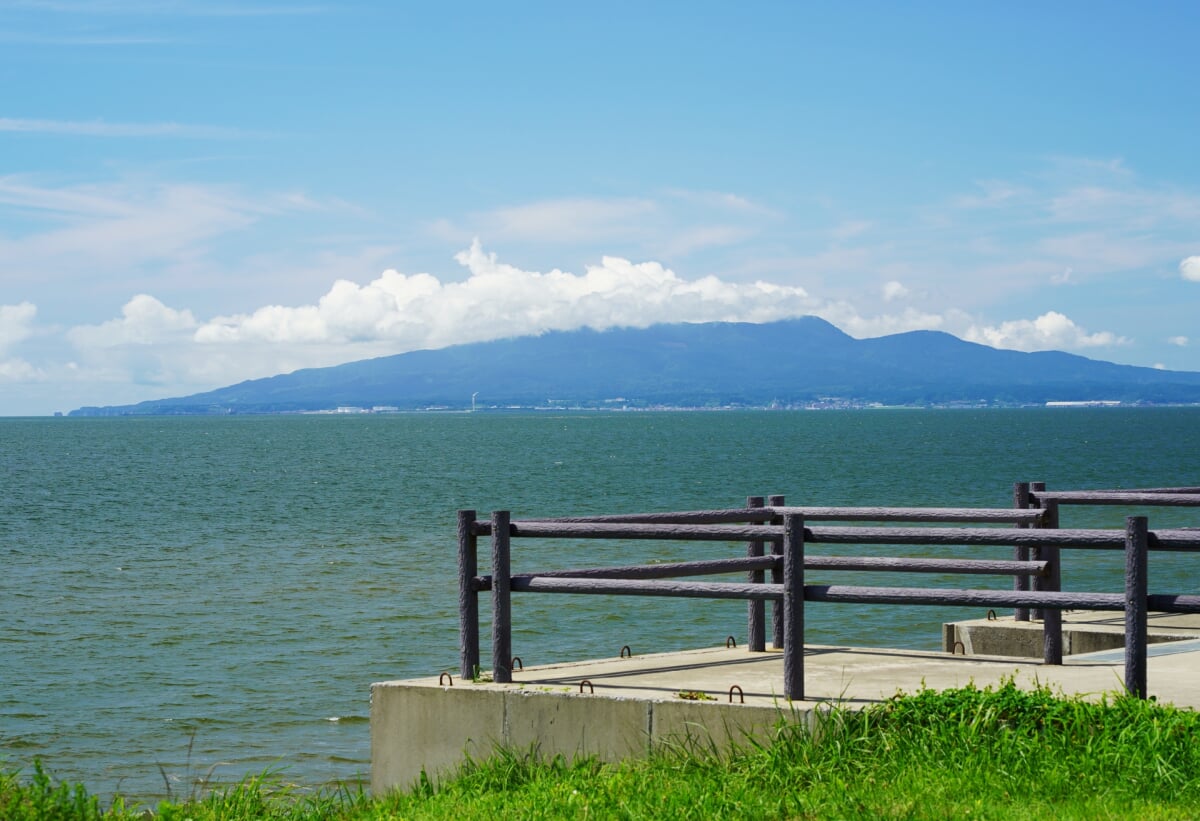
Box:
[63,399,1200,417]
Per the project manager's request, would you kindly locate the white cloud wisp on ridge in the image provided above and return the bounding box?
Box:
[194,239,818,349]
[963,311,1129,352]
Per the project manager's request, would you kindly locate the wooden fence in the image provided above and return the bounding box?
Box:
[457,484,1200,701]
[1012,482,1200,650]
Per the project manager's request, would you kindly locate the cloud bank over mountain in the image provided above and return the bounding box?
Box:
[192,240,819,348]
[2,240,1151,415]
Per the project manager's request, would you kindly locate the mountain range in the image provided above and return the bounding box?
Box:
[68,317,1200,415]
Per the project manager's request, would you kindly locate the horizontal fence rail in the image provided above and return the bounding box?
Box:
[1080,486,1200,495]
[529,506,1047,525]
[499,578,1200,614]
[456,485,1199,702]
[473,519,1200,550]
[1033,491,1200,507]
[469,555,1049,590]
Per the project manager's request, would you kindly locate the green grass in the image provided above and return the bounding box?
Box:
[6,681,1200,819]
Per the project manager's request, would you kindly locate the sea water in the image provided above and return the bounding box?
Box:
[2,408,1198,802]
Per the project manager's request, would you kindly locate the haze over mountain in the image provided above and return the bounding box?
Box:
[69,318,1200,416]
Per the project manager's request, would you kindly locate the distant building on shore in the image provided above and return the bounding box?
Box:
[1045,400,1122,407]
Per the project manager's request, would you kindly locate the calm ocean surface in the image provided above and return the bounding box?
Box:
[2,409,1198,801]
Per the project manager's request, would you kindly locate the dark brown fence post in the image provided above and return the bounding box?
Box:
[1031,482,1063,664]
[1125,515,1149,699]
[783,512,805,701]
[769,494,786,649]
[458,509,480,680]
[1012,482,1031,622]
[1030,481,1046,622]
[746,496,766,652]
[491,510,513,683]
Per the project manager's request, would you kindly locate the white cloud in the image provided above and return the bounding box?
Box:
[657,225,758,257]
[0,176,359,304]
[1050,267,1073,285]
[0,178,265,276]
[819,305,935,337]
[68,295,198,348]
[431,191,774,259]
[1048,185,1200,227]
[963,311,1128,352]
[0,117,254,139]
[663,189,776,216]
[1169,336,1189,347]
[0,31,169,45]
[830,220,872,241]
[881,281,909,302]
[0,358,43,381]
[955,180,1025,209]
[63,296,233,391]
[1036,232,1165,271]
[923,165,1200,305]
[0,302,38,353]
[766,247,873,278]
[48,242,831,400]
[1181,256,1200,282]
[476,198,658,243]
[194,240,817,351]
[10,1,324,17]
[0,302,44,383]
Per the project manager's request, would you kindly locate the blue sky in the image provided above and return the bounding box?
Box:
[1,1,1198,415]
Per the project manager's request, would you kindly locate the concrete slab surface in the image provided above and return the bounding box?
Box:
[371,638,1200,793]
[486,639,1200,709]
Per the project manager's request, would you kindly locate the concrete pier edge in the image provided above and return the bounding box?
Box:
[370,616,1200,795]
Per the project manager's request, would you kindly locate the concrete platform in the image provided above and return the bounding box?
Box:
[944,611,1200,657]
[370,636,1200,794]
